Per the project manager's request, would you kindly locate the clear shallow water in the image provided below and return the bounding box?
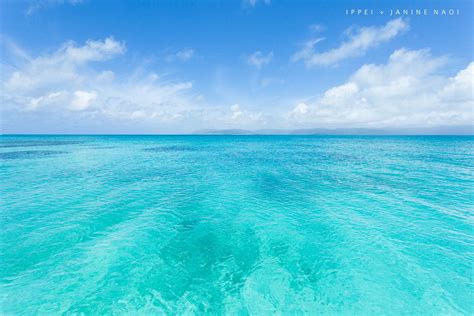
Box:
[1,135,473,314]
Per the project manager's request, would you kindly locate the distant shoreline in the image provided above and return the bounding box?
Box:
[2,126,473,137]
[2,134,473,137]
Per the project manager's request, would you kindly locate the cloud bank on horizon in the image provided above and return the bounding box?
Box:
[1,1,472,133]
[291,49,473,127]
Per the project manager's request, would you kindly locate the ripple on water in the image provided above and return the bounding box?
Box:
[0,140,85,148]
[1,135,473,314]
[0,150,68,160]
[143,145,201,152]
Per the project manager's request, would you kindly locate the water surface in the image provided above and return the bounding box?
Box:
[1,135,473,314]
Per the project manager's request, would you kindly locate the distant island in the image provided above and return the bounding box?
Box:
[193,126,473,135]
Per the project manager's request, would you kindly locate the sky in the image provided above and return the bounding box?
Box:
[0,0,472,134]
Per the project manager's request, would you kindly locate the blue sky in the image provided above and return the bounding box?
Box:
[1,0,472,133]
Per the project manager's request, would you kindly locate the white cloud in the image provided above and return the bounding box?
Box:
[244,0,271,7]
[59,37,125,64]
[231,104,242,120]
[176,48,194,60]
[309,24,325,33]
[291,38,325,64]
[1,37,199,128]
[229,104,264,124]
[289,48,473,127]
[26,0,84,16]
[292,18,409,67]
[2,37,273,132]
[166,48,195,62]
[3,37,125,94]
[3,36,471,133]
[96,70,116,82]
[439,63,474,102]
[292,102,309,115]
[246,51,273,68]
[70,90,97,111]
[28,91,63,110]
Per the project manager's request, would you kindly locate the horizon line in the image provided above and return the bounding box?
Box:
[2,133,473,136]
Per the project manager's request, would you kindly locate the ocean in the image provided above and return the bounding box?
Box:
[1,135,473,314]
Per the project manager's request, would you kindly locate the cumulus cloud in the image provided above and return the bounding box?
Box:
[289,48,473,127]
[229,104,264,125]
[28,91,63,110]
[292,18,409,67]
[70,90,97,111]
[1,37,271,132]
[3,37,125,95]
[3,36,471,133]
[292,102,309,115]
[245,51,273,68]
[59,37,125,64]
[1,37,199,130]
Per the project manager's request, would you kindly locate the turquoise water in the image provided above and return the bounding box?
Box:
[1,135,473,314]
